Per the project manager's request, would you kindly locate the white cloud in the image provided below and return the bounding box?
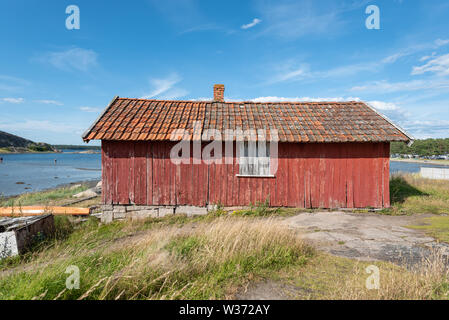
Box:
[35,99,63,106]
[268,61,380,84]
[241,18,262,30]
[39,48,98,72]
[0,120,79,133]
[0,75,30,93]
[403,119,449,139]
[80,106,102,113]
[366,101,400,111]
[350,79,449,93]
[141,73,188,99]
[411,53,449,76]
[435,39,449,47]
[1,97,24,104]
[381,39,449,64]
[250,96,360,103]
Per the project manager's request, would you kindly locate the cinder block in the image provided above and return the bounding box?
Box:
[207,204,218,212]
[101,205,113,211]
[101,212,114,224]
[130,209,158,221]
[159,207,174,217]
[113,206,126,213]
[113,211,126,220]
[126,205,141,212]
[176,206,208,216]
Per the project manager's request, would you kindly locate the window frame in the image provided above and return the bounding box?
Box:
[236,140,275,178]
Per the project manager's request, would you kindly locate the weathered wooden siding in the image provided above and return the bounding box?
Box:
[101,140,390,208]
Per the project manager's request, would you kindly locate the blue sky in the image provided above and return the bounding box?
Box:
[1,0,449,144]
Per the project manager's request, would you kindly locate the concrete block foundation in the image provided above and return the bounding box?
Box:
[101,204,210,223]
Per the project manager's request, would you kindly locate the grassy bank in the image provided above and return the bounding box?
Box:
[0,215,313,299]
[408,216,449,243]
[389,174,449,215]
[0,213,448,300]
[0,184,91,207]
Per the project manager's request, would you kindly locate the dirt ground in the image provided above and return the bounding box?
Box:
[285,211,449,266]
[237,211,449,300]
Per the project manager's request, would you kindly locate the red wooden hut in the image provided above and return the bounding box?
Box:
[82,85,413,217]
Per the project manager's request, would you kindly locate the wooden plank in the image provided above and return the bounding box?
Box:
[169,143,177,206]
[0,206,90,217]
[303,146,311,208]
[345,144,354,208]
[297,144,305,208]
[134,142,147,205]
[310,145,320,208]
[101,141,108,204]
[152,142,161,204]
[383,142,391,208]
[146,142,153,205]
[128,142,135,204]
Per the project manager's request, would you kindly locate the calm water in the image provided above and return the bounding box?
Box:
[390,160,449,174]
[0,151,101,197]
[1,153,448,198]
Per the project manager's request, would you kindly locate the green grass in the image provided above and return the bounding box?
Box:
[407,216,449,243]
[0,185,89,207]
[386,174,449,215]
[0,215,313,300]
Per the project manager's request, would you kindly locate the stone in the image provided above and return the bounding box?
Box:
[113,206,126,213]
[130,209,158,221]
[176,206,208,216]
[113,211,126,220]
[101,205,113,211]
[159,207,174,217]
[101,212,113,224]
[207,204,218,212]
[73,188,98,198]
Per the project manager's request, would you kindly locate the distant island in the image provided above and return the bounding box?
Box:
[391,138,449,158]
[0,130,57,153]
[0,130,100,154]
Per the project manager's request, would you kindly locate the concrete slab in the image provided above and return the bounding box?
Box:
[286,211,449,266]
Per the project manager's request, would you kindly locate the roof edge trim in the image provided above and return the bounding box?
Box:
[82,95,119,142]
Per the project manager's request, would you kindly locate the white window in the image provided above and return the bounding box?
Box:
[238,141,271,177]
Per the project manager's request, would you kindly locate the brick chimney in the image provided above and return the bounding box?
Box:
[213,84,225,102]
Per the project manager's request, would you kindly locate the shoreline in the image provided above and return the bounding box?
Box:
[0,151,100,155]
[1,179,100,201]
[391,158,449,166]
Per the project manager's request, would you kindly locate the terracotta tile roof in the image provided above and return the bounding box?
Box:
[82,97,413,143]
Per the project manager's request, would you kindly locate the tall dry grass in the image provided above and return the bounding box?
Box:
[333,249,449,300]
[0,216,313,300]
[93,217,313,300]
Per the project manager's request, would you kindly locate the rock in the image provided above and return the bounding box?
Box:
[73,188,98,198]
[70,184,82,190]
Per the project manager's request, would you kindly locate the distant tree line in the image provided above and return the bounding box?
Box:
[52,145,101,151]
[391,138,449,156]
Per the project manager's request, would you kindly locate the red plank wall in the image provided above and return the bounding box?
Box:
[101,140,391,208]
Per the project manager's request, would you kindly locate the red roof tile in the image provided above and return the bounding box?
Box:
[82,97,413,143]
